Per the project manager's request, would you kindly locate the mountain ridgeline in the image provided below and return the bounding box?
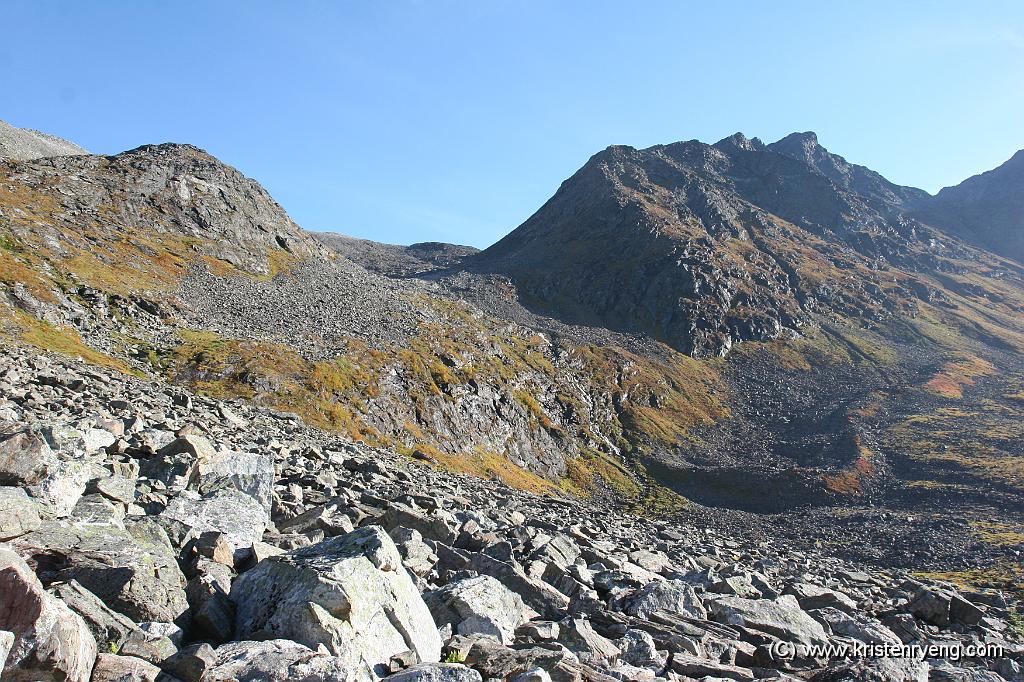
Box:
[1,121,1022,538]
[1,120,1023,680]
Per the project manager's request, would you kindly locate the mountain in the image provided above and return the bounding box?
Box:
[0,119,89,160]
[469,132,1015,357]
[919,150,1024,263]
[0,123,1022,680]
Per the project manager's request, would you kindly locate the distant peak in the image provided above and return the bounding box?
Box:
[776,131,819,146]
[770,131,826,158]
[714,132,765,152]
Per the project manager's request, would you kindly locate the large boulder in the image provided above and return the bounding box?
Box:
[425,576,527,645]
[624,580,707,620]
[709,594,829,647]
[231,526,442,678]
[201,639,371,682]
[196,449,275,512]
[0,424,95,517]
[12,516,189,623]
[0,486,42,540]
[0,547,97,682]
[160,489,269,560]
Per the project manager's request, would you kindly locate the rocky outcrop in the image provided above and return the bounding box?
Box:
[231,526,442,677]
[0,142,327,277]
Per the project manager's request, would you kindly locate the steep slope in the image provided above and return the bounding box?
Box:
[919,149,1024,263]
[0,118,89,160]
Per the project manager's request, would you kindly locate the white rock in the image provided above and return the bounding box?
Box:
[232,526,442,677]
[425,575,527,645]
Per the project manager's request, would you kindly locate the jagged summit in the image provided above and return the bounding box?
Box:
[768,131,929,207]
[714,131,766,151]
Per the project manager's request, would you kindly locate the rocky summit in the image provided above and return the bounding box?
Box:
[0,125,1022,682]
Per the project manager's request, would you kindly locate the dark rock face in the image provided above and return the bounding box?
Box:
[768,131,929,208]
[918,149,1024,263]
[469,133,951,356]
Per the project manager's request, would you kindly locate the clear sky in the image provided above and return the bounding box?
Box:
[3,2,1023,248]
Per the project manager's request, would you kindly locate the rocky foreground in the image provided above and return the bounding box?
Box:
[0,345,1021,682]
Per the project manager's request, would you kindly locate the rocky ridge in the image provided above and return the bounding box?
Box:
[0,119,89,161]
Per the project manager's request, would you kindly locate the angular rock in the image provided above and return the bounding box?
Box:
[202,638,372,682]
[49,581,174,664]
[0,486,42,540]
[90,653,161,682]
[160,488,268,560]
[0,630,13,670]
[467,552,569,619]
[158,642,217,682]
[625,580,707,620]
[908,587,951,626]
[426,575,527,645]
[0,547,97,682]
[558,618,620,665]
[785,582,857,613]
[380,502,459,545]
[231,526,442,677]
[197,449,275,512]
[670,653,755,681]
[617,629,667,669]
[0,423,55,486]
[13,516,189,623]
[461,636,581,682]
[810,657,928,682]
[709,595,829,646]
[390,527,437,577]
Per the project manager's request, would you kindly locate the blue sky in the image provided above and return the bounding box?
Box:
[3,2,1022,248]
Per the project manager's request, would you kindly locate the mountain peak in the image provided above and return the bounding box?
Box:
[714,132,765,151]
